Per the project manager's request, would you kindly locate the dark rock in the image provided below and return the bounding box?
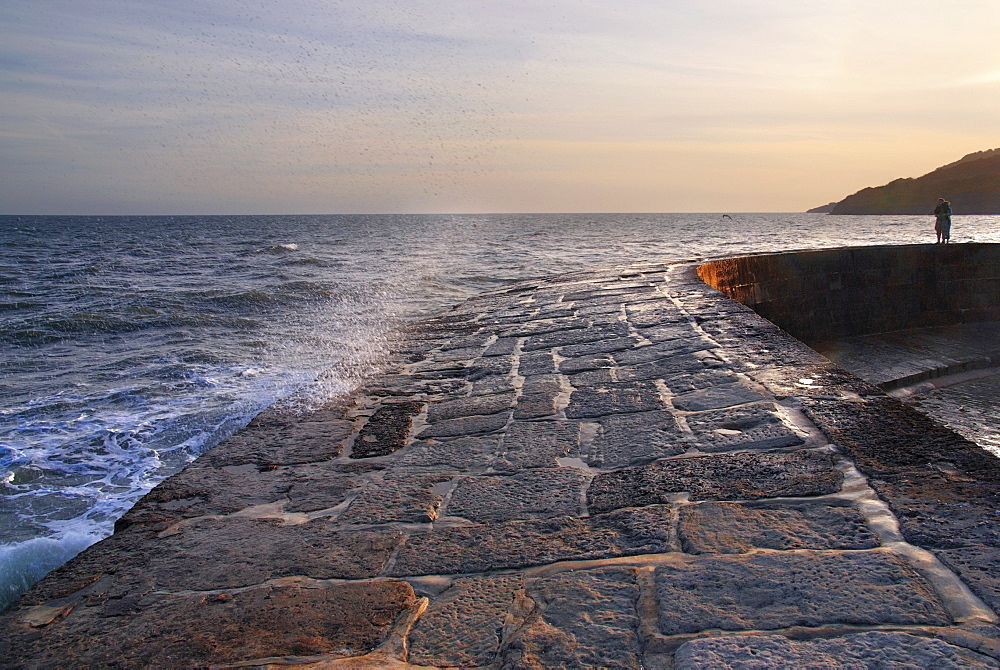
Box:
[559,336,638,358]
[559,353,616,374]
[201,404,353,468]
[351,401,423,459]
[518,351,556,375]
[483,336,519,356]
[470,374,517,396]
[465,354,514,381]
[337,472,453,523]
[513,374,563,419]
[523,325,625,351]
[934,546,1000,614]
[399,435,500,472]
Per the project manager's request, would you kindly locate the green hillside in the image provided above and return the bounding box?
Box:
[825,149,1000,215]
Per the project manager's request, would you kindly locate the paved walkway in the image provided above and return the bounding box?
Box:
[2,260,999,668]
[816,322,1000,458]
[814,321,1000,390]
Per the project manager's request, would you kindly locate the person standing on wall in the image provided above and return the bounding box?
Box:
[934,198,952,244]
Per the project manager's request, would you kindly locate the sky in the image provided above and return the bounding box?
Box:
[2,0,999,214]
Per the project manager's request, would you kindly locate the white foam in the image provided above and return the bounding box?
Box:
[0,529,101,610]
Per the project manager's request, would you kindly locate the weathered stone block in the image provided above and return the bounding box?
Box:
[446,469,587,522]
[679,502,879,553]
[685,403,804,452]
[513,374,563,419]
[284,466,373,514]
[663,369,744,395]
[408,575,525,667]
[559,336,637,358]
[390,506,678,576]
[800,395,998,477]
[428,346,485,363]
[441,333,490,351]
[465,354,514,381]
[559,353,616,374]
[337,472,453,524]
[116,464,296,524]
[588,451,843,514]
[536,306,576,319]
[675,631,992,669]
[522,327,610,351]
[671,383,766,411]
[201,407,353,468]
[565,381,664,418]
[612,338,713,366]
[425,391,515,423]
[418,411,510,438]
[588,411,685,468]
[483,336,519,356]
[0,582,417,668]
[502,567,642,669]
[502,317,590,338]
[155,518,402,588]
[495,420,580,470]
[625,302,686,327]
[566,368,616,386]
[655,551,951,636]
[575,302,628,317]
[390,518,606,576]
[615,352,707,382]
[518,351,556,375]
[934,546,1000,615]
[470,374,517,396]
[398,435,499,472]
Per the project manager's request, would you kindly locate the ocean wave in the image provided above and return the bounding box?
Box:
[263,243,299,253]
[286,256,328,267]
[0,300,42,312]
[0,312,266,346]
[200,283,340,310]
[0,531,100,610]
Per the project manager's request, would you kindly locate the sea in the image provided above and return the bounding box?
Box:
[2,212,999,609]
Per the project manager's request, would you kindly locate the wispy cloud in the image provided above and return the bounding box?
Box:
[2,0,998,213]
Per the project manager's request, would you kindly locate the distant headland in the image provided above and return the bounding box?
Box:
[809,148,1000,214]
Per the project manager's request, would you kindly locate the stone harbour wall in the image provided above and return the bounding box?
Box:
[697,243,1000,345]
[1,252,998,668]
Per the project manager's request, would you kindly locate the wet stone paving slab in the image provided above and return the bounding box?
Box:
[2,260,999,668]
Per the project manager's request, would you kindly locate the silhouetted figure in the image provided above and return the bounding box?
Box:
[934,198,952,243]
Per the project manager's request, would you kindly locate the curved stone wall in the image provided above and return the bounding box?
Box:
[697,243,1000,345]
